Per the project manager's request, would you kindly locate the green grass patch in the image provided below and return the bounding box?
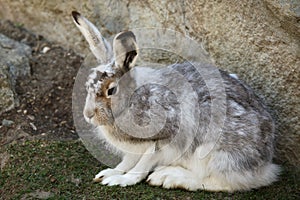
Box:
[0,140,299,199]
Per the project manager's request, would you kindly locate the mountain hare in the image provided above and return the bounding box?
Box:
[71,11,280,191]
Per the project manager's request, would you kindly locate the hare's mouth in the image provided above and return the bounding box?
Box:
[84,112,110,127]
[83,111,99,125]
[84,113,95,126]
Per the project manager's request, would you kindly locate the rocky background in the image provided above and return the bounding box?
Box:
[0,0,299,166]
[0,20,82,144]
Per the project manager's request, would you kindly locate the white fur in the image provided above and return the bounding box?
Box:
[94,125,280,191]
[132,67,157,86]
[97,126,154,154]
[147,145,280,192]
[100,143,159,186]
[147,166,201,191]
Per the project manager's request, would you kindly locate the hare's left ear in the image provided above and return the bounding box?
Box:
[71,11,112,63]
[113,31,138,72]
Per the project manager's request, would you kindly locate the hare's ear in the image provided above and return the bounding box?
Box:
[71,11,112,63]
[113,31,138,72]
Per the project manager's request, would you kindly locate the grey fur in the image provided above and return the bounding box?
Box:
[86,61,276,171]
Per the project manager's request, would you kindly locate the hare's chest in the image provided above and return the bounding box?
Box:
[98,126,153,154]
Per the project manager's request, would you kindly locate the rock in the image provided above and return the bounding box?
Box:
[29,122,37,131]
[0,33,31,114]
[0,66,15,114]
[1,119,14,126]
[0,0,299,166]
[27,115,35,121]
[264,0,300,36]
[0,34,31,81]
[42,46,50,54]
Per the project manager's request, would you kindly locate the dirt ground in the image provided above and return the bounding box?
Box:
[0,20,83,144]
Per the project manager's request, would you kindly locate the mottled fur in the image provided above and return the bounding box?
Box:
[72,11,280,192]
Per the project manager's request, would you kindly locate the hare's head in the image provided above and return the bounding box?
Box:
[72,11,138,126]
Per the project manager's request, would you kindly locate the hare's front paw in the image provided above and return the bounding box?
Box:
[101,174,141,187]
[93,168,124,182]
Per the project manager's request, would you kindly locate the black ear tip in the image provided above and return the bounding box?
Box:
[71,11,81,25]
[71,11,80,17]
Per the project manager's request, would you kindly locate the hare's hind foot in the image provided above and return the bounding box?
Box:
[146,165,248,192]
[147,166,201,191]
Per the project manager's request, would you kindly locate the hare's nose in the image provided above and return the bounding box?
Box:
[85,110,95,119]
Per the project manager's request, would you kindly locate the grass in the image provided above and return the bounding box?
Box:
[0,140,299,200]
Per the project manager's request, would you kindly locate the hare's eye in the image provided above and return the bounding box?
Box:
[107,86,117,96]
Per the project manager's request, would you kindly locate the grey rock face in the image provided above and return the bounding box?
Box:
[0,34,31,114]
[264,0,300,36]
